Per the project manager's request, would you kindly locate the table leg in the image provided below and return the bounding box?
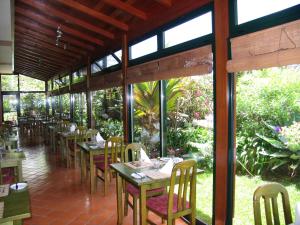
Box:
[65,137,69,168]
[80,149,87,183]
[140,185,147,225]
[17,161,23,182]
[89,153,95,194]
[116,173,123,225]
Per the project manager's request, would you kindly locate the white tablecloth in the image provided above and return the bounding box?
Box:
[295,202,300,225]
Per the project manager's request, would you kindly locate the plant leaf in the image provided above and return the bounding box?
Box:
[271,159,289,170]
[256,133,286,149]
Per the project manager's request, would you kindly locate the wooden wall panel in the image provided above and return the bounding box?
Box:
[228,19,300,72]
[89,71,122,91]
[127,45,212,83]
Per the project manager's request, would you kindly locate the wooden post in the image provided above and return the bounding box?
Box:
[122,34,129,143]
[214,0,230,225]
[86,56,92,128]
[0,74,3,124]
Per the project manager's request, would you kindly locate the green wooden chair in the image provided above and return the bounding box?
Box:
[253,182,293,225]
[95,136,124,195]
[85,129,98,142]
[146,159,197,225]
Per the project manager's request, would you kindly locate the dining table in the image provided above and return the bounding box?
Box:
[110,160,174,225]
[0,186,31,225]
[59,132,77,168]
[77,142,106,194]
[0,151,26,183]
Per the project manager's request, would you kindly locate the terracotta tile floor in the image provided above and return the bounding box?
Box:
[19,133,187,225]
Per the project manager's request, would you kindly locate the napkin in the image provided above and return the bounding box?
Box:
[69,124,76,132]
[96,132,104,143]
[159,159,174,175]
[140,148,152,164]
[295,202,300,225]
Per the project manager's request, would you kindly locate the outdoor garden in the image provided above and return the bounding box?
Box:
[87,66,299,224]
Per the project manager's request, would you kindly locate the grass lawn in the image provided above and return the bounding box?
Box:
[195,172,300,225]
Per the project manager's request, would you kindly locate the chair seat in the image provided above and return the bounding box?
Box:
[1,167,15,184]
[93,155,111,162]
[95,160,111,171]
[68,140,75,151]
[126,183,164,197]
[146,194,190,217]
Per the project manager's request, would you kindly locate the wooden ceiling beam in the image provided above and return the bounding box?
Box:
[15,63,56,77]
[55,0,129,31]
[15,34,81,60]
[102,0,147,20]
[20,0,115,40]
[154,0,172,7]
[16,44,75,65]
[15,51,65,69]
[16,6,104,46]
[15,28,87,56]
[15,56,59,72]
[15,68,51,80]
[15,19,95,51]
[15,26,87,56]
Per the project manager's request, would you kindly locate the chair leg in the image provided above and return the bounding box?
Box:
[167,218,173,225]
[104,171,108,196]
[133,196,138,225]
[124,191,129,216]
[191,210,195,225]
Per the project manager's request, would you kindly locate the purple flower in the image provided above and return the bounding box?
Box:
[274,126,282,133]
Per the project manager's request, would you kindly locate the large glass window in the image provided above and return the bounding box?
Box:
[1,75,18,91]
[60,75,70,88]
[47,80,52,91]
[52,95,60,117]
[133,81,160,157]
[20,93,46,116]
[19,75,45,91]
[234,66,300,224]
[237,0,300,24]
[2,94,18,125]
[164,12,212,48]
[130,36,157,60]
[73,92,87,126]
[92,87,123,138]
[166,74,214,224]
[72,67,86,84]
[61,94,70,119]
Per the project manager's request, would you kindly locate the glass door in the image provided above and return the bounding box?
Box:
[2,94,19,126]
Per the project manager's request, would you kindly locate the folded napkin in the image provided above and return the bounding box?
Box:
[131,172,146,179]
[295,202,300,225]
[159,159,174,175]
[140,148,152,164]
[96,132,104,143]
[69,124,76,132]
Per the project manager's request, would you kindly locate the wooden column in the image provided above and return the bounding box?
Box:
[122,34,129,143]
[45,80,49,116]
[214,0,230,225]
[86,56,92,128]
[0,74,3,124]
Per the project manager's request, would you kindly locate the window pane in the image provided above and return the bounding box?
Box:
[60,75,70,88]
[20,93,46,116]
[130,36,157,59]
[164,12,212,48]
[47,80,52,91]
[133,81,160,157]
[19,75,45,91]
[72,68,86,84]
[166,74,214,224]
[234,66,300,224]
[73,92,87,126]
[114,50,122,61]
[92,87,123,138]
[2,94,18,125]
[237,0,300,24]
[91,63,101,74]
[61,94,70,120]
[107,55,118,67]
[52,95,60,117]
[53,78,59,90]
[1,75,18,91]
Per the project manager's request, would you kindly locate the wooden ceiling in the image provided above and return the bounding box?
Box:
[14,0,211,81]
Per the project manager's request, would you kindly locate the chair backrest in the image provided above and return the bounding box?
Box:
[104,136,124,167]
[124,143,147,162]
[168,159,197,217]
[253,182,292,225]
[62,121,70,131]
[76,126,87,142]
[85,129,98,142]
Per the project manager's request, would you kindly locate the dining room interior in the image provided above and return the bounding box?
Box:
[0,0,300,225]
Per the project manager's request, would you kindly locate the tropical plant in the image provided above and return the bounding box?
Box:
[257,121,300,176]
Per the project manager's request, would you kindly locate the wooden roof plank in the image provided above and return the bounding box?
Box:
[55,0,129,31]
[16,6,104,46]
[102,0,147,20]
[154,0,172,7]
[20,0,115,39]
